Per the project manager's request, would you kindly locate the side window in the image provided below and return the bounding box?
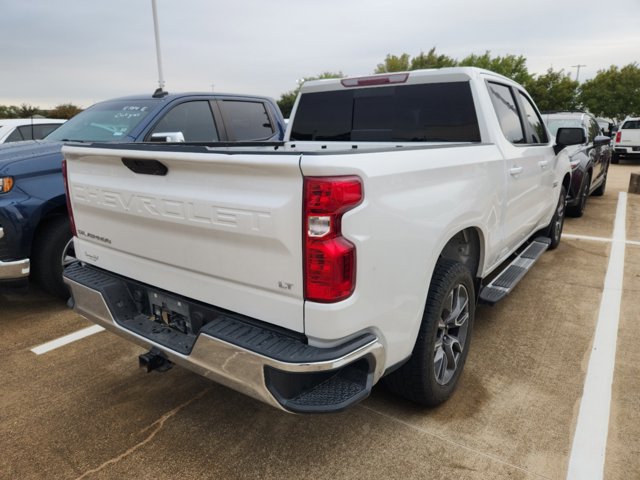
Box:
[18,125,36,140]
[219,101,274,140]
[34,123,62,139]
[5,128,25,142]
[488,82,525,144]
[150,101,219,142]
[518,92,549,144]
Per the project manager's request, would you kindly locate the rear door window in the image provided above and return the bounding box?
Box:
[219,100,275,140]
[291,82,481,142]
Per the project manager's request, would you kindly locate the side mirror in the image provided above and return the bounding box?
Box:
[149,131,185,143]
[594,135,611,147]
[554,127,585,154]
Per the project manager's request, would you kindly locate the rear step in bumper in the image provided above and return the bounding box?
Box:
[63,263,385,413]
[479,236,551,305]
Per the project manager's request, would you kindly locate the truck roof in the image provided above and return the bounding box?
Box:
[92,91,276,105]
[300,67,518,94]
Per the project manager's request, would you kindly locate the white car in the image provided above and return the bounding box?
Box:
[0,118,66,143]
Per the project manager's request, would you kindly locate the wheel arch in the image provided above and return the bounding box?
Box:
[438,227,484,289]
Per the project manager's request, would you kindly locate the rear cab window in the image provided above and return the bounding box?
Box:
[621,120,640,129]
[290,82,481,142]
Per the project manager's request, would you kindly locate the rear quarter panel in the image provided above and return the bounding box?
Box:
[300,144,504,367]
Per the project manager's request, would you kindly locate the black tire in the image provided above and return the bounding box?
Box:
[592,168,608,197]
[385,259,475,406]
[567,173,590,218]
[611,153,619,165]
[545,185,566,250]
[31,216,74,299]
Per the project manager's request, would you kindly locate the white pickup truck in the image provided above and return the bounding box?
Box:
[613,116,640,163]
[62,68,579,413]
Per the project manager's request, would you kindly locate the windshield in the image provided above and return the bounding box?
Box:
[45,99,159,142]
[546,118,581,137]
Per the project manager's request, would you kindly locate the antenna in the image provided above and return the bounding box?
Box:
[151,0,167,97]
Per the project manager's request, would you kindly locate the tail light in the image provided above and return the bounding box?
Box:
[615,131,621,143]
[304,176,362,302]
[61,159,77,236]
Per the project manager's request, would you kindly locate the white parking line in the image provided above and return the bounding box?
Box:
[566,192,627,480]
[31,325,105,355]
[563,233,640,246]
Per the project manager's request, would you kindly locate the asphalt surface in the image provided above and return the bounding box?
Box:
[2,164,639,480]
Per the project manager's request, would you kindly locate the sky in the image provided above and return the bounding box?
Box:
[1,0,639,110]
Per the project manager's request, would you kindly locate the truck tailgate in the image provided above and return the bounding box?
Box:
[63,145,304,332]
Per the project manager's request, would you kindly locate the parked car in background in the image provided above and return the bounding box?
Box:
[0,118,65,143]
[596,117,615,137]
[0,92,285,298]
[612,117,640,164]
[543,111,611,217]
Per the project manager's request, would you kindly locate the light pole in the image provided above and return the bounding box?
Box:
[572,64,587,83]
[151,0,166,96]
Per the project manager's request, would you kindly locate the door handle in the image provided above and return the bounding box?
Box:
[539,160,549,169]
[510,166,524,176]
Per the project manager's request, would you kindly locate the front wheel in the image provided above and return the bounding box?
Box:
[545,185,567,250]
[385,259,475,406]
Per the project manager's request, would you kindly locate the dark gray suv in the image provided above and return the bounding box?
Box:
[543,111,612,217]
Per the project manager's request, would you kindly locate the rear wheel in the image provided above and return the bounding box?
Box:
[385,259,475,406]
[545,185,566,250]
[611,153,619,164]
[31,216,74,299]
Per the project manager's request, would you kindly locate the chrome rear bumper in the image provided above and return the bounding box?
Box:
[64,266,385,413]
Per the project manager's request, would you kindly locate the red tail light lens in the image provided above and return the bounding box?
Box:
[615,131,621,143]
[61,159,77,236]
[304,176,362,302]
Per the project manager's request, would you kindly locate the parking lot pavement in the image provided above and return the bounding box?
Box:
[1,164,639,479]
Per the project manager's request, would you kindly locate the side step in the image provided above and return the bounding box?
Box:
[479,237,551,305]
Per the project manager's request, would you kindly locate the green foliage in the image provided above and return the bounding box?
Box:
[373,48,532,85]
[458,52,532,85]
[579,64,640,120]
[375,53,411,73]
[49,103,83,119]
[0,104,44,119]
[524,68,579,112]
[410,48,457,70]
[277,72,344,118]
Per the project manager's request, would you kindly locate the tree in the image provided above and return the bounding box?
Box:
[277,72,344,118]
[17,103,42,118]
[579,64,640,120]
[374,49,532,85]
[524,68,579,112]
[375,53,411,73]
[458,52,532,85]
[49,103,83,119]
[0,105,20,118]
[410,48,457,70]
